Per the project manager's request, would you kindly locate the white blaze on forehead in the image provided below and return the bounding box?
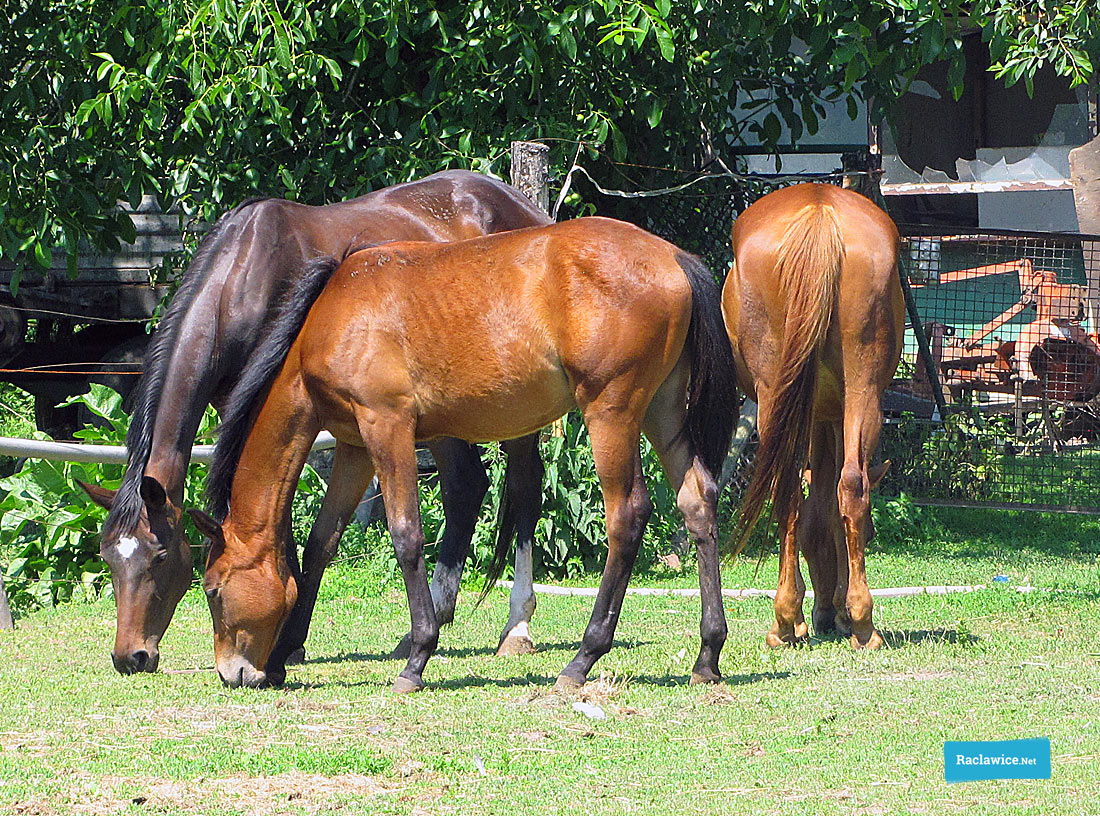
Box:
[116,536,140,560]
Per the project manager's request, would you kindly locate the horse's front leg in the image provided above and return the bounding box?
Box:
[266,443,375,686]
[372,421,438,692]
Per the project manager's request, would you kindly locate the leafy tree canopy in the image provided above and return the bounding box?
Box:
[1,0,1096,288]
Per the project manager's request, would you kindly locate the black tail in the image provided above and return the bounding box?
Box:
[477,474,520,607]
[206,254,341,521]
[678,252,739,478]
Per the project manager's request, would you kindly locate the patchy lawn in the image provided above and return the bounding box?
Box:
[2,544,1099,816]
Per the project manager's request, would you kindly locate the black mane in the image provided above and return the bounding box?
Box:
[103,198,268,538]
[205,253,343,522]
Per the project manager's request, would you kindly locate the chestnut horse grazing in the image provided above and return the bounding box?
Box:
[189,217,736,690]
[76,171,552,679]
[722,184,903,649]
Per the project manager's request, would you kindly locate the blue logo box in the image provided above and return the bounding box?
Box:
[944,738,1051,782]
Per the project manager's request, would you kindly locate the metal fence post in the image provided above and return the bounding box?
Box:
[0,573,12,630]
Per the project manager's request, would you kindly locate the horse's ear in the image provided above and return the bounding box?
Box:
[140,476,168,510]
[186,508,223,543]
[868,460,892,488]
[77,480,117,510]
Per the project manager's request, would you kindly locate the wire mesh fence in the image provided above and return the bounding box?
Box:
[882,229,1100,512]
[586,172,1100,513]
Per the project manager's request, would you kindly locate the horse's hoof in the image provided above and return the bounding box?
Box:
[496,635,536,657]
[553,673,584,692]
[690,669,722,686]
[812,610,839,636]
[851,629,884,650]
[765,630,805,648]
[391,675,424,694]
[833,608,853,636]
[285,647,306,666]
[390,635,412,661]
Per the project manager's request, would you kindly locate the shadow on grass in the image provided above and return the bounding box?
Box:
[302,638,653,666]
[802,628,981,648]
[283,669,794,692]
[880,628,980,647]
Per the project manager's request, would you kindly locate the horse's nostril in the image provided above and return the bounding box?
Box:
[132,650,150,672]
[111,652,133,675]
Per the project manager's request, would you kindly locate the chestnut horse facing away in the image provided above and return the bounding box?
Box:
[76,171,553,681]
[189,217,737,691]
[722,184,903,649]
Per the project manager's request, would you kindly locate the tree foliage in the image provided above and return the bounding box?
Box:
[0,0,1096,288]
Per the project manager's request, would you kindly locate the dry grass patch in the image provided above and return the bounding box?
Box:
[10,771,421,816]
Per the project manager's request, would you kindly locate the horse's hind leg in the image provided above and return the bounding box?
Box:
[391,437,488,659]
[768,508,808,647]
[556,414,651,689]
[754,390,808,648]
[369,417,438,691]
[497,433,543,656]
[838,397,885,650]
[643,361,726,683]
[798,423,843,636]
[267,442,375,685]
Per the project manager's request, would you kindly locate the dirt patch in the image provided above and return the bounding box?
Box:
[8,771,429,816]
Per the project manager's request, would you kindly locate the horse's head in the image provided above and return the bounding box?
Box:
[78,476,192,674]
[187,508,297,688]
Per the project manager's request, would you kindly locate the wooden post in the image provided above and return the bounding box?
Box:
[509,141,551,214]
[1069,134,1100,305]
[0,573,13,630]
[510,140,563,438]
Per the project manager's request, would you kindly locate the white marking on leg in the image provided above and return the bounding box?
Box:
[117,536,140,560]
[504,541,536,636]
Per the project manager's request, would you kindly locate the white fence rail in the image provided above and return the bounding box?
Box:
[0,431,339,629]
[0,431,338,465]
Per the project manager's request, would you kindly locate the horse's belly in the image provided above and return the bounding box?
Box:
[414,369,574,443]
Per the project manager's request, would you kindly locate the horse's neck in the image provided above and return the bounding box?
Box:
[142,225,314,499]
[222,383,318,561]
[143,354,227,504]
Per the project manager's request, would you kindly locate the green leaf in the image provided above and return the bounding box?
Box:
[33,241,52,270]
[654,25,674,62]
[647,97,665,128]
[761,112,782,145]
[116,212,136,245]
[274,27,292,69]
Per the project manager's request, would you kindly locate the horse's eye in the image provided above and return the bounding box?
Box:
[153,549,169,564]
[204,585,220,600]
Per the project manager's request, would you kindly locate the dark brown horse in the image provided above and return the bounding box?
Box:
[722,184,903,649]
[76,171,552,680]
[188,217,736,690]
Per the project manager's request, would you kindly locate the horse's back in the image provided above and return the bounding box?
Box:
[727,184,903,408]
[296,217,695,442]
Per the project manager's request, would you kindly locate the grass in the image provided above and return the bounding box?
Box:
[1,507,1099,815]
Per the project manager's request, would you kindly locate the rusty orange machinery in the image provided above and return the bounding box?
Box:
[914,259,1100,403]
